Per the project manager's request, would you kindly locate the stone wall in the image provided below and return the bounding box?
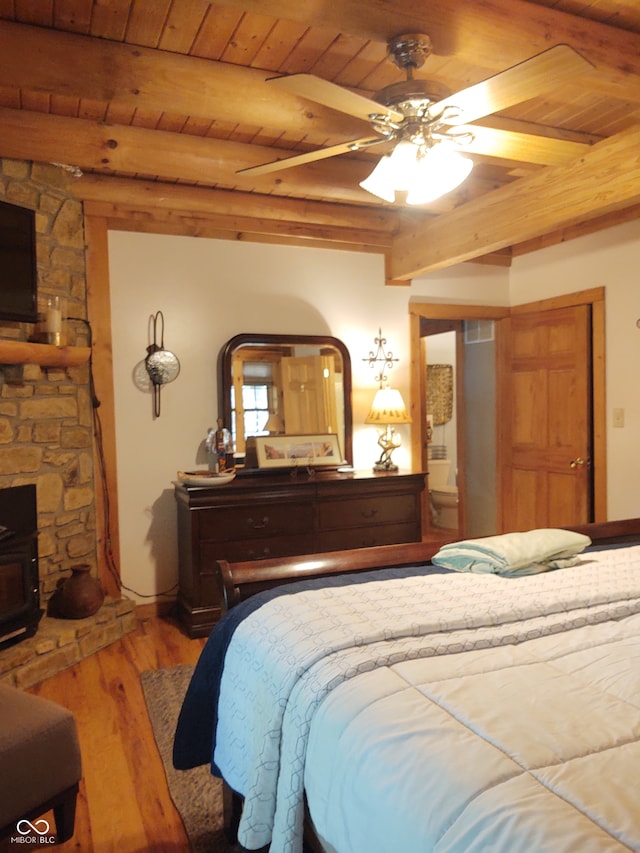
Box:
[0,600,136,689]
[0,157,98,606]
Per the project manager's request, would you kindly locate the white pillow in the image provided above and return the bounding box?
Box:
[432,528,592,576]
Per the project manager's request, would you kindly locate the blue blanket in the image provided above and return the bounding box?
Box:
[172,563,450,772]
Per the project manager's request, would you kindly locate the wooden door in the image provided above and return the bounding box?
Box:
[501,304,592,530]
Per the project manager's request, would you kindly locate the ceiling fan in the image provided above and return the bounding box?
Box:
[238,34,594,204]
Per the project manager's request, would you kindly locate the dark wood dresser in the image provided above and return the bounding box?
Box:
[174,470,425,637]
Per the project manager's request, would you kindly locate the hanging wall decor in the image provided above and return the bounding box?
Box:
[144,310,181,418]
[363,329,411,471]
[426,363,453,425]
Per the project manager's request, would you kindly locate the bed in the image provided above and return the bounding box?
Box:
[173,519,640,853]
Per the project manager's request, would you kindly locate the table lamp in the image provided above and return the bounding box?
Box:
[365,387,411,471]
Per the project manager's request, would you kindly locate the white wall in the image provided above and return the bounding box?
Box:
[108,221,639,601]
[508,219,640,521]
[108,232,509,602]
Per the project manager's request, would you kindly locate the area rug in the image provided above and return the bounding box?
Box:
[141,664,240,853]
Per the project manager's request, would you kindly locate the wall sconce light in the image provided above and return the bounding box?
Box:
[363,329,411,471]
[144,311,180,418]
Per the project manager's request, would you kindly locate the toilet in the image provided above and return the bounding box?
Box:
[428,459,459,529]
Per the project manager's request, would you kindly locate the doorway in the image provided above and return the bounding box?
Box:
[409,288,606,537]
[410,304,508,538]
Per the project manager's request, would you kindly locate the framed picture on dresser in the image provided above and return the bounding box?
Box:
[255,433,343,469]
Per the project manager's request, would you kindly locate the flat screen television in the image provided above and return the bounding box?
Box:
[0,199,38,322]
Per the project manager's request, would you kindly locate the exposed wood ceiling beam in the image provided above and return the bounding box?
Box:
[74,175,398,232]
[84,203,392,252]
[76,175,397,251]
[512,204,640,256]
[0,106,375,204]
[0,106,512,207]
[0,19,602,165]
[389,125,640,279]
[214,0,640,103]
[0,20,365,144]
[76,176,513,264]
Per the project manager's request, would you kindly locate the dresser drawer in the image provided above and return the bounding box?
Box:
[175,472,424,637]
[197,501,314,542]
[317,493,417,530]
[316,522,420,552]
[201,532,314,564]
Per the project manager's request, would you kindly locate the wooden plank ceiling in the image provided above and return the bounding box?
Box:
[0,0,639,280]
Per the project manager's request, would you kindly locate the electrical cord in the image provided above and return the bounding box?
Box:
[68,317,178,600]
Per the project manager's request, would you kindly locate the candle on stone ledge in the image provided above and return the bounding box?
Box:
[46,295,63,346]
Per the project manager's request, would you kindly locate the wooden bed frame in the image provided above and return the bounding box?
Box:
[215,517,640,850]
[217,517,640,612]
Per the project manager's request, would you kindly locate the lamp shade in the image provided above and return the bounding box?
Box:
[264,412,285,433]
[365,387,412,425]
[406,145,473,205]
[359,154,396,203]
[359,141,419,203]
[385,140,420,190]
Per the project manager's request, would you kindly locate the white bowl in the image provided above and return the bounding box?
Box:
[178,470,236,487]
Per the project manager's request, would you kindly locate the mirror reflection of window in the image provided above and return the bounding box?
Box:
[231,358,280,451]
[241,383,269,437]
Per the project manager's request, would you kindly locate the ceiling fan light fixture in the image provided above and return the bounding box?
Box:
[385,139,420,190]
[360,139,422,202]
[359,155,397,203]
[406,145,474,205]
[361,139,473,205]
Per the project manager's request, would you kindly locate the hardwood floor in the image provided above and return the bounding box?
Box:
[25,611,206,852]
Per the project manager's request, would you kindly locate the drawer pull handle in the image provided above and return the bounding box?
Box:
[248,516,269,529]
[247,546,271,559]
[361,508,378,519]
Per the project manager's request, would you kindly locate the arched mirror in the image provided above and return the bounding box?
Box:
[219,333,353,466]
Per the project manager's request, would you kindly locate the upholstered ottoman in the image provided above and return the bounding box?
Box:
[0,683,82,842]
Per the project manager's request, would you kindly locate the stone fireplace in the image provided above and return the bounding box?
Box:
[0,157,135,686]
[0,484,40,647]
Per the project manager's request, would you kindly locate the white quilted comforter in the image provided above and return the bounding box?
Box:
[215,545,640,853]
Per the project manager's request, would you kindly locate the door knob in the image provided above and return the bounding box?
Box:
[569,457,586,469]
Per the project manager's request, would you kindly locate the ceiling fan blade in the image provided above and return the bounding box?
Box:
[459,125,591,166]
[269,73,404,124]
[237,136,386,177]
[432,44,595,126]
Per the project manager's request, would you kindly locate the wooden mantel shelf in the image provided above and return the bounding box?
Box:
[0,340,91,367]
